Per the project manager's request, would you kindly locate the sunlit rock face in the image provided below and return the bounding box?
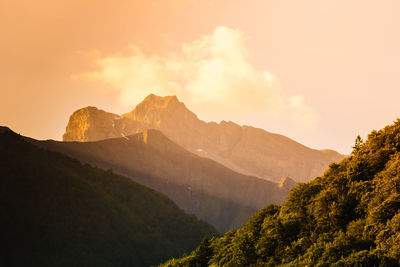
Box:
[63,106,148,142]
[63,94,344,183]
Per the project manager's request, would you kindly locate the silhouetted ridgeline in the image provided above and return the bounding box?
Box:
[160,120,400,266]
[0,127,216,267]
[28,130,295,232]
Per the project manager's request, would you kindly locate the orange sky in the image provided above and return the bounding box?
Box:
[1,0,400,154]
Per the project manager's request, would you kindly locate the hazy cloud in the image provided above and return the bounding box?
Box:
[75,26,318,126]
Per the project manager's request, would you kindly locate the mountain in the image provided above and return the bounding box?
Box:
[63,94,343,183]
[0,127,217,267]
[29,130,294,232]
[160,120,400,266]
[62,106,148,142]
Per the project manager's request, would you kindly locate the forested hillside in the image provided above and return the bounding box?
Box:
[29,130,293,232]
[0,127,216,267]
[161,120,400,266]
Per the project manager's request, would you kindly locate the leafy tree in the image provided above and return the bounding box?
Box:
[352,135,364,153]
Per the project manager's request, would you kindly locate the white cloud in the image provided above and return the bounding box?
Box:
[75,26,318,126]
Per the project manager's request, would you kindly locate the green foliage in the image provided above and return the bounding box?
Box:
[160,119,400,266]
[0,131,217,267]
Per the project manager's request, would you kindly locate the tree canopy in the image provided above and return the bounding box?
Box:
[161,119,400,266]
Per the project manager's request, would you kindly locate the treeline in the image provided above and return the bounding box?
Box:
[161,120,400,266]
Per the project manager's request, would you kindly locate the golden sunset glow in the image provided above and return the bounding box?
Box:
[75,26,318,127]
[2,0,400,154]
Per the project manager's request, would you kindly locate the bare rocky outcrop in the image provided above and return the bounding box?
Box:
[63,106,148,142]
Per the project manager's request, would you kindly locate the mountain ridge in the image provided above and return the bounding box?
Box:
[63,94,344,183]
[29,128,295,232]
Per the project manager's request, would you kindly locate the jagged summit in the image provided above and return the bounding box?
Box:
[123,94,198,125]
[143,93,179,103]
[63,93,344,183]
[133,94,183,112]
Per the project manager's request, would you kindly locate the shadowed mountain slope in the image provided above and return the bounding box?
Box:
[0,127,216,267]
[63,94,343,183]
[29,130,294,232]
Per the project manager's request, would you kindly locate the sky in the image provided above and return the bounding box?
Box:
[1,0,400,154]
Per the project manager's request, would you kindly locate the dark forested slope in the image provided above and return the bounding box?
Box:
[0,127,216,267]
[160,120,400,266]
[28,130,293,232]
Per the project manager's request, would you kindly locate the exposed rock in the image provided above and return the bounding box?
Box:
[63,106,148,142]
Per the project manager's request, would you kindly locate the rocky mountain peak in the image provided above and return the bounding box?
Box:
[63,94,344,183]
[123,94,198,125]
[65,106,119,121]
[134,94,181,112]
[63,107,120,142]
[63,106,148,142]
[143,93,179,105]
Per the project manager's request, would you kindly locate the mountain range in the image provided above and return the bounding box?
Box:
[63,94,344,183]
[0,93,348,265]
